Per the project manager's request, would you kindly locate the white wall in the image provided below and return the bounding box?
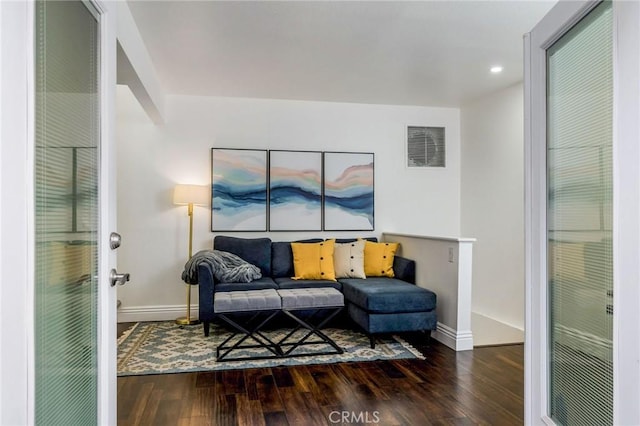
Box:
[116,1,165,124]
[383,233,476,351]
[461,83,525,343]
[116,86,461,319]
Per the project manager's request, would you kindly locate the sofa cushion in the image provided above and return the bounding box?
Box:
[274,277,342,291]
[215,277,278,293]
[271,239,323,278]
[340,278,436,314]
[214,236,272,277]
[291,239,337,281]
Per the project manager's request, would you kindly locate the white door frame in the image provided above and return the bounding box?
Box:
[0,1,32,424]
[96,0,118,424]
[525,1,640,424]
[0,0,118,424]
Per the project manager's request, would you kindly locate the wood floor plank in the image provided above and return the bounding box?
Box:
[377,360,407,379]
[121,382,155,426]
[263,411,289,426]
[179,417,210,426]
[306,365,349,408]
[456,372,524,420]
[271,366,295,388]
[235,394,266,426]
[189,387,216,419]
[278,388,327,426]
[352,362,398,388]
[219,369,246,395]
[255,372,285,413]
[243,367,272,401]
[213,393,237,426]
[449,381,522,425]
[286,365,316,394]
[148,398,183,426]
[194,371,217,388]
[333,363,391,401]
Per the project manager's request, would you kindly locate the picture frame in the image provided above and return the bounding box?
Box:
[269,150,323,231]
[210,148,268,232]
[406,126,446,168]
[323,151,374,231]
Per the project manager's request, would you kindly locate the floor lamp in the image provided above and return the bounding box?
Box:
[174,184,209,325]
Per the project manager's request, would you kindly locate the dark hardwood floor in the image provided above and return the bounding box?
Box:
[117,322,523,426]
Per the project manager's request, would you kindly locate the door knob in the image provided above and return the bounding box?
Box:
[110,269,130,287]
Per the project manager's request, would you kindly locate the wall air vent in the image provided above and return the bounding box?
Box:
[407,126,446,168]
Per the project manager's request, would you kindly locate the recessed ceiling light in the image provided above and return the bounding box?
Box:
[490,66,504,74]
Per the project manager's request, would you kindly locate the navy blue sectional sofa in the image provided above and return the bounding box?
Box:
[198,236,437,348]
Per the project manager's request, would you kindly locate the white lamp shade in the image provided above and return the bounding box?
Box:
[173,184,209,206]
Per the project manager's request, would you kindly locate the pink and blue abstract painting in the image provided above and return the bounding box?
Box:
[211,148,267,231]
[269,150,323,231]
[323,152,374,231]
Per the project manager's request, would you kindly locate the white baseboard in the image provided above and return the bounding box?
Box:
[117,304,199,323]
[433,323,474,351]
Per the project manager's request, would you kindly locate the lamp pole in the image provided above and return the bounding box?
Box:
[176,202,198,325]
[178,202,197,325]
[188,202,194,259]
[174,184,208,326]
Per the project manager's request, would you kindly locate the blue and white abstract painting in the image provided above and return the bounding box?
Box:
[269,150,322,231]
[323,152,374,231]
[211,149,267,231]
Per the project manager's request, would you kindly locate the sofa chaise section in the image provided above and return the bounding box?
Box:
[340,277,437,348]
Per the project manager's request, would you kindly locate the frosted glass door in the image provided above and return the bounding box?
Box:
[547,1,613,425]
[34,1,100,424]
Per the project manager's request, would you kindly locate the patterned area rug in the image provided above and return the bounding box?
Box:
[117,321,424,376]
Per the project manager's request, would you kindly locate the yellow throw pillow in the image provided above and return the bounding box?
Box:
[363,240,399,277]
[291,239,337,281]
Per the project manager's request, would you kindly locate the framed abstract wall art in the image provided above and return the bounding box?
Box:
[323,152,374,231]
[210,148,268,231]
[269,150,323,231]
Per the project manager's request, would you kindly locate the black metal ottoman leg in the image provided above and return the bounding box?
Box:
[216,311,281,361]
[278,307,344,357]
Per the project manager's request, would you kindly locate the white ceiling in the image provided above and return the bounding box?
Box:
[127,0,556,108]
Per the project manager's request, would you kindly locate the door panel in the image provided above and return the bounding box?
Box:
[34,1,100,423]
[546,4,614,424]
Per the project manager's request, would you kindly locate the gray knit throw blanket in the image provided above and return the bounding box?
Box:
[181,249,262,284]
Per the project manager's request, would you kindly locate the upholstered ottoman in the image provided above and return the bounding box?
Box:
[340,278,437,348]
[214,289,282,361]
[276,288,345,356]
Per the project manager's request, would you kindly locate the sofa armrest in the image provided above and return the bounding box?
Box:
[393,256,416,284]
[197,263,216,323]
